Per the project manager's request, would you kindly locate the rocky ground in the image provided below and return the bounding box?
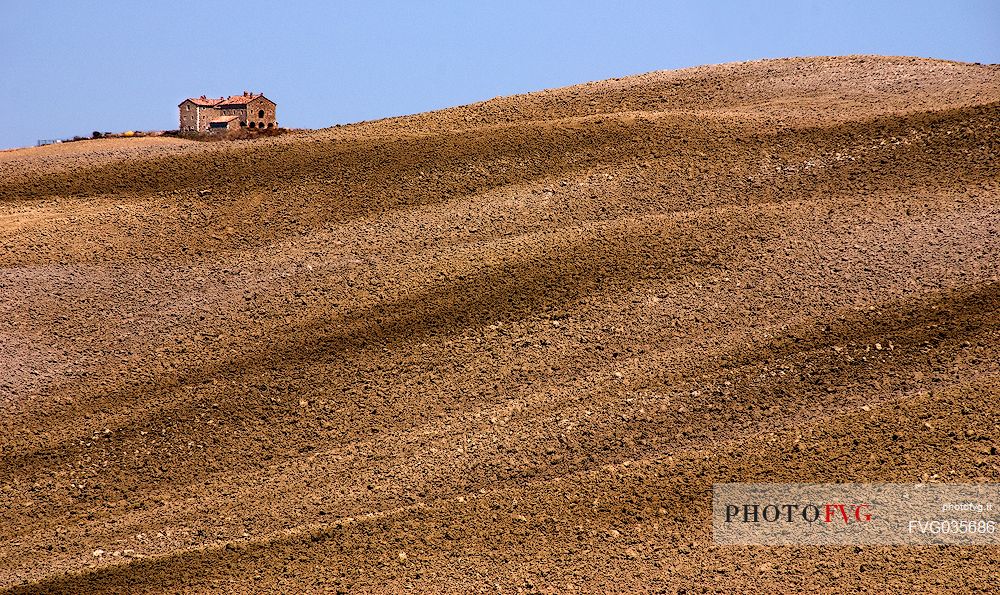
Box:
[1,56,999,593]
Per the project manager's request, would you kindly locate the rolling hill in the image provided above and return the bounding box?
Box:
[1,55,999,593]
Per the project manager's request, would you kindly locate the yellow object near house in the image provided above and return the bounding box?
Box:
[123,131,135,137]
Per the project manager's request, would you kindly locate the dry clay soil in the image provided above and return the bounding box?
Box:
[1,56,1000,593]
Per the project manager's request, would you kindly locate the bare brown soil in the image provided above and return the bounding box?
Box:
[1,55,999,593]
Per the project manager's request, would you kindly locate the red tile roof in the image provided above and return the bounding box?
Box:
[180,96,224,107]
[217,93,263,106]
[180,93,273,107]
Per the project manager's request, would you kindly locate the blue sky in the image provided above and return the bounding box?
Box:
[1,1,997,149]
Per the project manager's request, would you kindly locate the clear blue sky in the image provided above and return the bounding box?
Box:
[2,1,997,149]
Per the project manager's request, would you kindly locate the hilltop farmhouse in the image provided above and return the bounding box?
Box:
[179,92,277,133]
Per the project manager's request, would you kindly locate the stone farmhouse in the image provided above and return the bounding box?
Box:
[178,92,277,133]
